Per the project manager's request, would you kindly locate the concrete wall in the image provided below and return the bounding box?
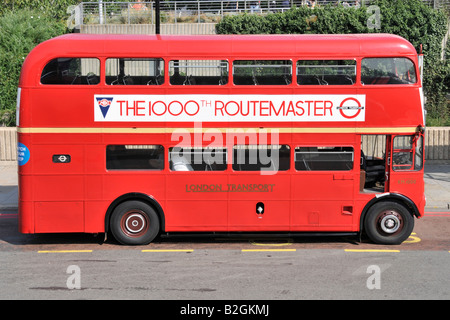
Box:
[80,23,217,35]
[0,127,17,162]
[2,127,449,163]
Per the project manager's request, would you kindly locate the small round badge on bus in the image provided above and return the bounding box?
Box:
[52,154,71,163]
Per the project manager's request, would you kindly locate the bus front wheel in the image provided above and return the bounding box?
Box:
[364,201,414,245]
[110,201,160,245]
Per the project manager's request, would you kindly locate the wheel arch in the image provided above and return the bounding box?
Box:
[105,193,165,234]
[359,193,420,233]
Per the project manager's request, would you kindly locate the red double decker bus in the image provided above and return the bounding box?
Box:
[17,34,425,245]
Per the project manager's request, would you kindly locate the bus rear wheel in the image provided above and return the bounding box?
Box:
[110,201,160,245]
[364,201,414,245]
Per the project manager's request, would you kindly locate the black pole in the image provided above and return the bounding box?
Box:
[155,0,160,35]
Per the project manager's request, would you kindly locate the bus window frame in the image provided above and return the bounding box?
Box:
[296,59,358,86]
[360,56,418,86]
[232,59,294,86]
[168,146,228,172]
[294,145,355,172]
[392,134,424,172]
[167,57,231,86]
[40,57,102,86]
[105,57,165,86]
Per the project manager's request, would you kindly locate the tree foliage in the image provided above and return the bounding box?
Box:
[0,9,67,126]
[0,0,81,20]
[216,0,450,125]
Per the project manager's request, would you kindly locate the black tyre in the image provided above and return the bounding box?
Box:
[364,201,414,245]
[110,201,160,245]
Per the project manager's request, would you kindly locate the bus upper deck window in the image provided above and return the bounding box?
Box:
[297,60,356,85]
[41,58,100,85]
[169,60,228,85]
[361,58,417,85]
[106,58,164,85]
[233,60,292,85]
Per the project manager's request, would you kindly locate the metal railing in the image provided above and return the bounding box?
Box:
[74,1,296,26]
[71,0,449,27]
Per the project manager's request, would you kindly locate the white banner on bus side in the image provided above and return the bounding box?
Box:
[94,94,366,122]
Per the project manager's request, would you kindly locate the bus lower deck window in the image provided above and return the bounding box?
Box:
[106,58,164,85]
[106,145,164,170]
[295,146,354,171]
[41,58,100,85]
[232,145,290,171]
[169,147,227,171]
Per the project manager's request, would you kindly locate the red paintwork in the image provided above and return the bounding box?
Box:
[17,34,425,235]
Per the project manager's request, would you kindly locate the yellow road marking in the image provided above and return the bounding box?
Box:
[38,250,93,253]
[250,239,293,247]
[141,249,194,253]
[344,249,400,253]
[403,232,421,244]
[242,249,296,252]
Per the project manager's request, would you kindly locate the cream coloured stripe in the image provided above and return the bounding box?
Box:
[17,127,419,134]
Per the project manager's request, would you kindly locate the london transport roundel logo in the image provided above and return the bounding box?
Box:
[339,97,363,119]
[96,97,114,118]
[98,99,111,107]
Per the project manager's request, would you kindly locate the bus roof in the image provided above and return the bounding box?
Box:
[39,33,417,56]
[34,33,419,56]
[20,33,418,87]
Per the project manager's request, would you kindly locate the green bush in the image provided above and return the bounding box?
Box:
[216,0,450,126]
[0,0,81,21]
[0,9,67,126]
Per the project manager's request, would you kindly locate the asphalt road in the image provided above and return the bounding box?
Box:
[0,208,449,302]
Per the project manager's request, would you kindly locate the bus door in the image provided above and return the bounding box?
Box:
[386,133,424,196]
[165,147,228,232]
[228,145,291,231]
[291,145,356,231]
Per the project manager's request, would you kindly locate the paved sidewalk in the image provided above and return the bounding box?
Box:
[423,163,450,210]
[0,162,449,211]
[0,163,18,210]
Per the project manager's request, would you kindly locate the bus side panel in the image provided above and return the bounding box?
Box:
[18,132,34,233]
[34,201,84,233]
[25,140,86,233]
[165,173,228,231]
[227,173,291,231]
[388,170,425,216]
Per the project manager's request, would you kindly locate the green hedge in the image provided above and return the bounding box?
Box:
[0,9,68,126]
[0,0,81,20]
[216,0,450,126]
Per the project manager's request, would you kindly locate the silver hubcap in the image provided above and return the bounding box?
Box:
[124,213,146,234]
[380,214,401,234]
